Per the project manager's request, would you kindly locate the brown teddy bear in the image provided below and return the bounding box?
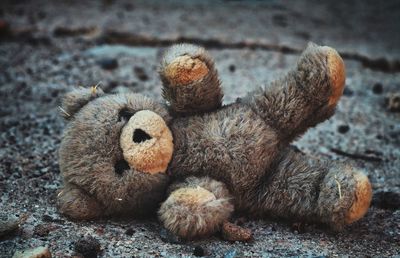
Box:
[57,43,372,239]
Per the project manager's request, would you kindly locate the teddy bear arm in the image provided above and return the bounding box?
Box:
[159,44,223,115]
[244,43,345,143]
[60,87,104,120]
[253,147,371,229]
[57,183,103,220]
[158,176,234,239]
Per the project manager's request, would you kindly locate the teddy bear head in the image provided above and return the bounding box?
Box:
[58,86,174,215]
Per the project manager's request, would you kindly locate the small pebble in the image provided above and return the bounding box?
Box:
[372,83,383,94]
[343,87,354,96]
[291,222,306,233]
[386,92,400,112]
[12,246,51,258]
[159,228,182,244]
[34,223,57,237]
[229,64,236,72]
[193,245,206,257]
[125,228,135,236]
[337,124,350,134]
[97,58,118,70]
[74,235,101,258]
[134,66,149,81]
[41,214,64,224]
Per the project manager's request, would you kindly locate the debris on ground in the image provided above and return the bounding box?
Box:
[221,221,253,242]
[386,92,400,112]
[12,246,51,258]
[74,236,102,258]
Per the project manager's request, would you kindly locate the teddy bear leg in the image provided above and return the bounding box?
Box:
[244,43,345,143]
[159,44,223,114]
[255,147,371,229]
[158,176,234,239]
[316,165,372,230]
[57,183,103,220]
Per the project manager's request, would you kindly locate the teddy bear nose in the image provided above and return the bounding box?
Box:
[133,129,152,143]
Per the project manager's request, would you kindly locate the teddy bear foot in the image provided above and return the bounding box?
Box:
[320,46,346,107]
[163,48,209,86]
[316,166,372,230]
[159,44,223,114]
[159,178,233,239]
[344,171,372,224]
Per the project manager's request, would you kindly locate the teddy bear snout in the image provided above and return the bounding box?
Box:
[120,110,174,174]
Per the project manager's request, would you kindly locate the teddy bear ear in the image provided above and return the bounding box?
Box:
[59,86,105,120]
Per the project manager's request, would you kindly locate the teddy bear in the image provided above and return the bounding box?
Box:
[57,43,372,239]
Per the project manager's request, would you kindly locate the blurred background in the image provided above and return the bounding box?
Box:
[0,0,399,257]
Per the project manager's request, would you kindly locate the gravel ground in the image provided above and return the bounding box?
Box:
[0,1,399,257]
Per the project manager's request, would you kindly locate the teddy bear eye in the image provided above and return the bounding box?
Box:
[133,129,152,143]
[118,108,135,122]
[114,159,130,176]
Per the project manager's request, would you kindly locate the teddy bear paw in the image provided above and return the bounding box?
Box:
[159,44,223,114]
[161,44,211,86]
[320,46,346,106]
[164,54,209,86]
[159,186,233,239]
[344,171,372,224]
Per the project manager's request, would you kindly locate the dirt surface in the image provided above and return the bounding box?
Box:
[0,0,399,257]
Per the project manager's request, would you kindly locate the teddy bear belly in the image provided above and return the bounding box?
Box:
[169,104,279,193]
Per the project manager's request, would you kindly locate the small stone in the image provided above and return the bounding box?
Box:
[74,235,101,258]
[343,87,354,96]
[337,124,350,134]
[95,227,105,235]
[229,65,236,72]
[134,67,149,81]
[159,228,182,244]
[12,246,51,258]
[386,92,400,112]
[372,83,383,94]
[97,58,118,70]
[222,221,252,242]
[41,214,64,224]
[125,228,135,236]
[193,245,206,257]
[290,222,306,233]
[34,223,57,237]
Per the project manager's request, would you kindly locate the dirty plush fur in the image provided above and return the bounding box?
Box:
[57,43,372,239]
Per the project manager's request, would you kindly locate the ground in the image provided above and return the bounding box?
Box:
[0,0,399,257]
